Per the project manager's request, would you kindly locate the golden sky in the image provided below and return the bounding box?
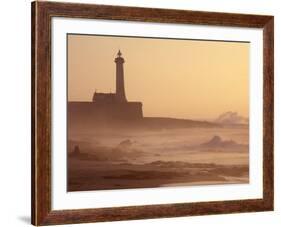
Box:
[68,34,249,120]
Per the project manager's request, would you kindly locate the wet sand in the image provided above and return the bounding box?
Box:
[68,158,249,191]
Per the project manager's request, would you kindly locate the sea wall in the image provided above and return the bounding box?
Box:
[68,101,143,128]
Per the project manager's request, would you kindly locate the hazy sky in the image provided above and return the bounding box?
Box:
[68,34,249,120]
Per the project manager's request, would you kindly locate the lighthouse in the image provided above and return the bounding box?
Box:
[84,49,143,121]
[115,50,127,102]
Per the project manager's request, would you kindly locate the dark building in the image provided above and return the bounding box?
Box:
[68,50,143,127]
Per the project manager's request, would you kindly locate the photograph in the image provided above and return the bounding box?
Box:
[67,34,250,191]
[30,1,274,225]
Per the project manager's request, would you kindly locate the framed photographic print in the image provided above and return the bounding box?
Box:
[31,1,274,226]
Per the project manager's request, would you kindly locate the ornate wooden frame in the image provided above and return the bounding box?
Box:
[31,1,274,226]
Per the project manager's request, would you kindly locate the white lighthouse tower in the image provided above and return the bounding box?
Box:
[114,50,127,102]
